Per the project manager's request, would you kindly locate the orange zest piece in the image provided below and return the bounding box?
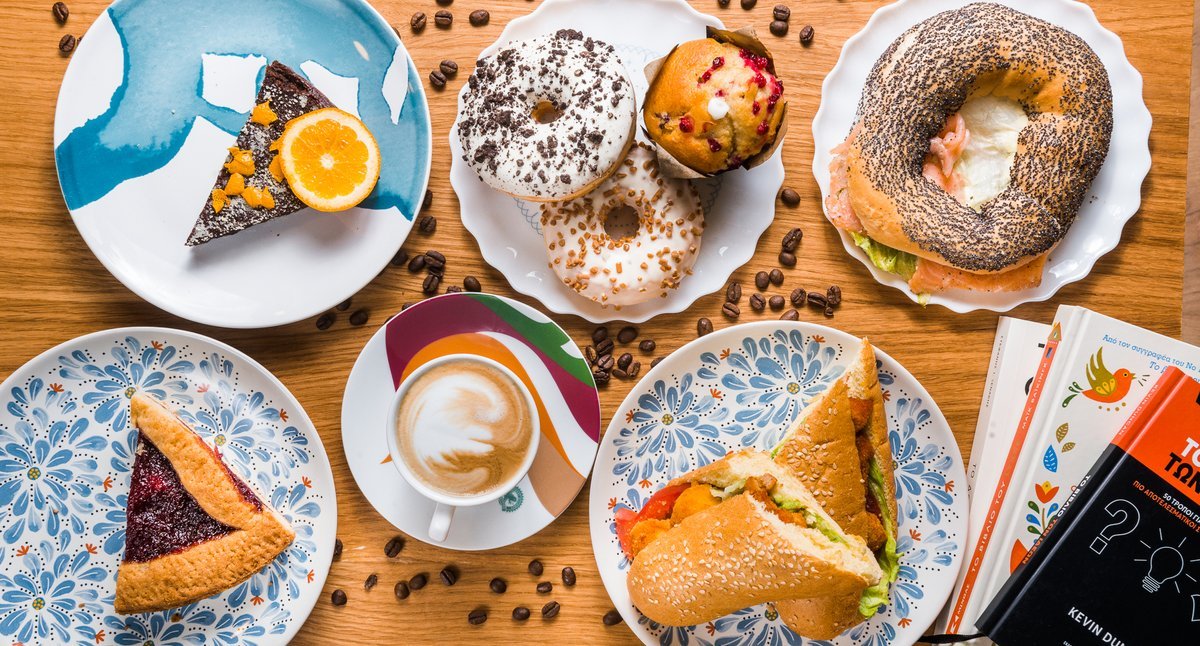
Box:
[211,188,227,213]
[251,101,278,126]
[277,107,380,212]
[224,172,246,196]
[224,147,255,176]
[269,156,284,183]
[242,186,275,210]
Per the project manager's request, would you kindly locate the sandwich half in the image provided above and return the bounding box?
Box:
[771,339,900,638]
[619,450,883,627]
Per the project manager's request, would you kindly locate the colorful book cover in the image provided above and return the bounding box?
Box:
[946,305,1200,634]
[977,367,1200,644]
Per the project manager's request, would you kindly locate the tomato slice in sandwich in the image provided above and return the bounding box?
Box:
[615,483,690,559]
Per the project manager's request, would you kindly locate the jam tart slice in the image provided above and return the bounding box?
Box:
[114,392,294,614]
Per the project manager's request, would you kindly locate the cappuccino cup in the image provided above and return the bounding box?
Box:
[386,354,539,542]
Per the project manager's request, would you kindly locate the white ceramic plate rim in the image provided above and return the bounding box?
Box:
[0,326,337,645]
[811,0,1152,313]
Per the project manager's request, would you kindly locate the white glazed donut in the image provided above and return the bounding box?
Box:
[541,144,704,307]
[457,29,636,202]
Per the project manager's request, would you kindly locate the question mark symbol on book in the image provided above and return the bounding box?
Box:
[1089,498,1140,554]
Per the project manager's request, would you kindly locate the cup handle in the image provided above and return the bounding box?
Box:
[429,503,455,542]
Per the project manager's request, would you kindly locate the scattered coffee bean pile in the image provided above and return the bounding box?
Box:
[407,1,494,90]
[51,3,78,55]
[586,326,653,386]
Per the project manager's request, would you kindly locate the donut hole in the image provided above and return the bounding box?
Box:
[532,100,563,124]
[602,204,641,242]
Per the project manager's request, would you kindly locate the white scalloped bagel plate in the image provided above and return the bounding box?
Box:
[0,327,336,645]
[811,0,1151,313]
[449,0,785,323]
[589,322,967,645]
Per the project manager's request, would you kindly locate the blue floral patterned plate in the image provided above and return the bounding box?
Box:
[589,322,966,646]
[0,328,336,645]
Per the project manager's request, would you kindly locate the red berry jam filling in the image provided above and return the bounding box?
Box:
[752,102,761,115]
[738,49,770,71]
[124,435,250,563]
[698,57,726,85]
[712,56,724,69]
[678,115,694,133]
[757,121,770,136]
[707,138,722,152]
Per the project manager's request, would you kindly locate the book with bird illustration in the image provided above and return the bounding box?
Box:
[943,305,1200,638]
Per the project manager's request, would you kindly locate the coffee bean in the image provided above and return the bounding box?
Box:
[592,326,609,343]
[725,281,742,303]
[612,367,629,379]
[418,214,437,233]
[827,285,843,307]
[780,188,801,207]
[537,581,553,594]
[349,309,369,326]
[697,318,713,336]
[592,370,610,385]
[440,59,459,76]
[769,268,784,286]
[334,298,351,311]
[422,274,441,294]
[463,276,481,292]
[407,254,426,272]
[333,538,343,559]
[391,249,409,266]
[440,567,458,586]
[409,573,428,590]
[721,302,740,319]
[490,577,507,593]
[394,580,410,599]
[718,0,730,6]
[401,303,412,311]
[769,20,788,37]
[651,357,664,368]
[426,263,444,277]
[617,353,633,370]
[617,326,638,344]
[824,305,836,318]
[410,11,427,31]
[434,10,453,28]
[799,24,815,45]
[542,601,561,618]
[639,339,656,352]
[513,606,531,621]
[779,251,796,267]
[782,227,803,250]
[562,567,577,586]
[769,295,785,310]
[584,346,598,365]
[428,69,447,89]
[436,0,452,5]
[468,609,488,625]
[469,9,490,26]
[749,293,766,311]
[629,361,641,378]
[755,271,770,290]
[603,609,623,625]
[780,309,799,321]
[385,536,404,557]
[58,34,76,54]
[528,559,544,576]
[773,5,790,21]
[596,354,615,372]
[422,189,433,211]
[316,313,335,330]
[807,292,828,309]
[331,589,347,606]
[365,573,378,591]
[52,2,69,24]
[445,285,462,294]
[595,337,614,357]
[790,287,806,307]
[740,0,757,9]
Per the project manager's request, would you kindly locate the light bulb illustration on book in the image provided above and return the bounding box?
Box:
[1134,528,1197,594]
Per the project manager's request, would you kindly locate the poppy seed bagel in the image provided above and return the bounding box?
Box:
[843,2,1113,273]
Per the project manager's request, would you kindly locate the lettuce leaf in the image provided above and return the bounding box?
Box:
[773,497,846,545]
[850,232,919,281]
[859,457,901,618]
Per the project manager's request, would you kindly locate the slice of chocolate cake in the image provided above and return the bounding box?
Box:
[186,61,333,246]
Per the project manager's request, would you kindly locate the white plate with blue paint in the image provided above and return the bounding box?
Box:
[0,327,336,645]
[590,322,967,645]
[54,0,432,328]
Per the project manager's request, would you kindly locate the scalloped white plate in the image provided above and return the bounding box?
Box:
[811,0,1151,313]
[449,0,785,323]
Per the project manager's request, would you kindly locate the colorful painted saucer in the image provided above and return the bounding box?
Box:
[589,322,967,646]
[342,293,601,550]
[449,0,785,323]
[0,328,336,645]
[54,0,432,328]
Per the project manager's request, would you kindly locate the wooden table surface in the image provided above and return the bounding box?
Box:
[0,0,1191,643]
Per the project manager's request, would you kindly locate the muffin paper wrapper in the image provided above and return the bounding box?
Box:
[642,26,789,179]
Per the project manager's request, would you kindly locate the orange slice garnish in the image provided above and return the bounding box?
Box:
[277,108,380,212]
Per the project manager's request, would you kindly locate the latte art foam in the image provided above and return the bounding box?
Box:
[395,359,534,498]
